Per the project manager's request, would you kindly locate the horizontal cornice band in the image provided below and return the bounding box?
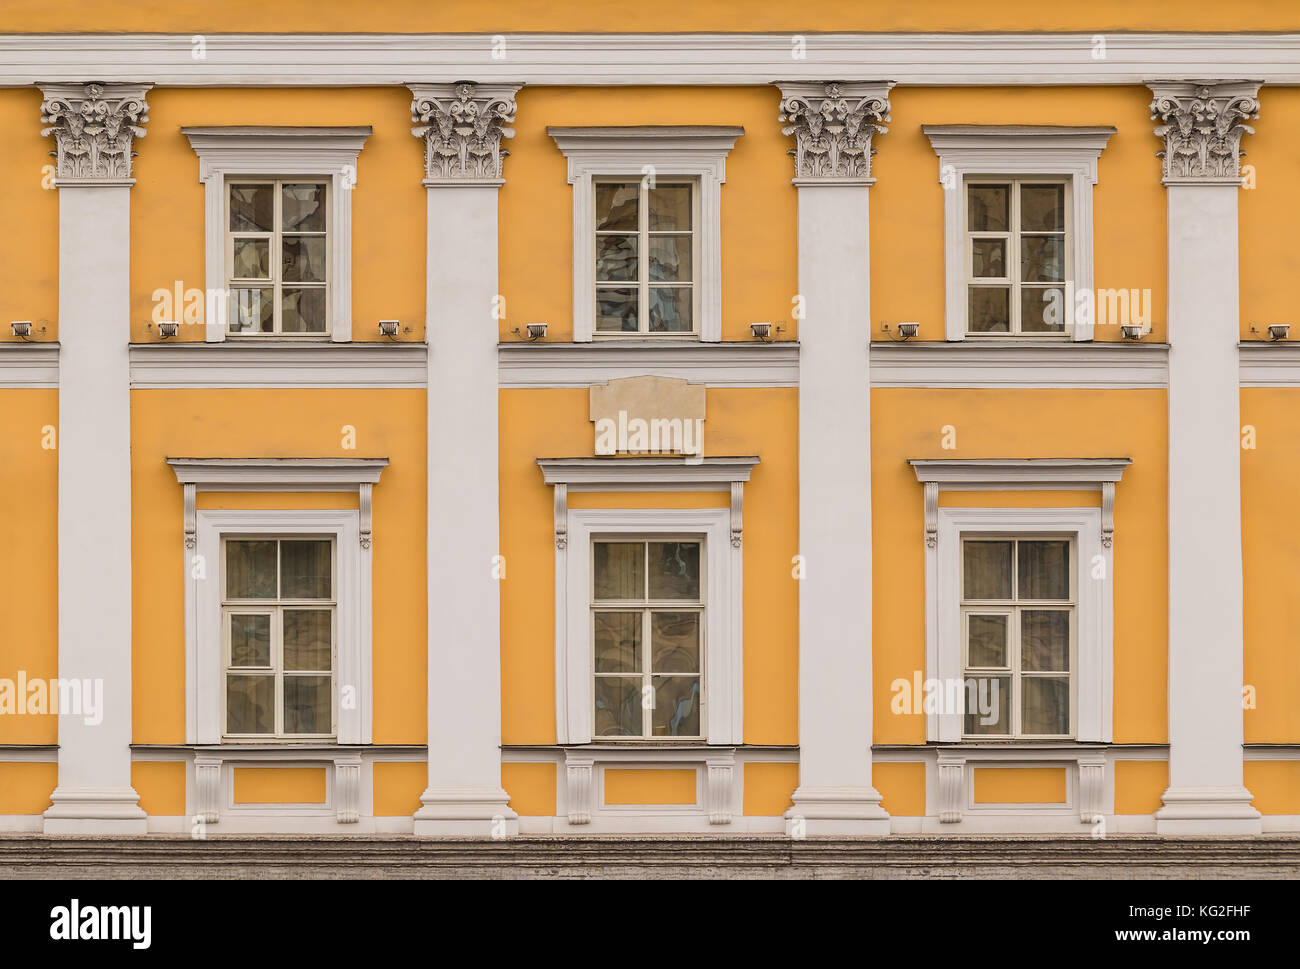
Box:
[1238,342,1300,387]
[0,344,58,388]
[870,340,1170,388]
[6,33,1300,87]
[128,341,428,388]
[499,341,799,388]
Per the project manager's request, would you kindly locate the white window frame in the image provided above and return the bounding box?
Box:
[225,178,331,338]
[932,509,1108,744]
[590,535,707,740]
[964,177,1072,338]
[220,535,339,740]
[549,126,744,343]
[923,125,1116,343]
[194,511,369,745]
[958,534,1077,739]
[183,126,371,344]
[592,177,700,337]
[561,509,741,745]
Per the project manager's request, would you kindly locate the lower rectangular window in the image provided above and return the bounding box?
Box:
[961,536,1074,738]
[222,537,336,739]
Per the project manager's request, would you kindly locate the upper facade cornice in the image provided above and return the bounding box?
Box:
[6,34,1300,87]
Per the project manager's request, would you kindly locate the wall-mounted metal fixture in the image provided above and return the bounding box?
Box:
[379,319,400,339]
[1269,323,1290,341]
[512,322,548,341]
[11,320,33,340]
[750,322,772,341]
[882,321,919,342]
[1120,324,1144,341]
[157,321,179,339]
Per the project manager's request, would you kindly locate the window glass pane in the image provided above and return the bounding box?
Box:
[1022,610,1070,672]
[967,184,1008,231]
[593,611,642,672]
[283,609,333,671]
[648,542,700,599]
[283,674,332,734]
[1020,184,1065,232]
[229,184,273,231]
[1018,540,1070,600]
[595,288,638,332]
[1021,235,1064,282]
[1021,286,1065,333]
[1022,676,1069,735]
[963,541,1012,600]
[595,183,638,231]
[282,183,326,231]
[226,540,277,598]
[967,614,1008,668]
[232,238,270,279]
[228,287,274,334]
[281,287,328,334]
[283,236,327,283]
[229,613,271,667]
[648,235,691,282]
[594,542,645,600]
[648,286,692,333]
[280,540,331,599]
[595,234,637,282]
[651,612,700,672]
[964,675,1010,735]
[594,676,642,736]
[968,287,1009,333]
[651,675,701,736]
[649,186,691,230]
[227,674,274,733]
[971,238,1006,278]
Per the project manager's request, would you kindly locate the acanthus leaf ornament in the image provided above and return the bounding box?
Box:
[40,82,150,182]
[1147,81,1261,183]
[777,81,893,181]
[409,81,520,184]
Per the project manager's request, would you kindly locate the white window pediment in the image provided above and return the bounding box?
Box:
[923,126,1115,343]
[548,126,744,343]
[182,126,371,344]
[910,458,1130,745]
[168,458,387,746]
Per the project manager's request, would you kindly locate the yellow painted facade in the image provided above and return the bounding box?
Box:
[1,1,1298,839]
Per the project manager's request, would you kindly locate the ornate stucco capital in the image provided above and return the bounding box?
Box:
[408,81,523,187]
[776,81,894,185]
[38,82,152,185]
[1146,80,1262,185]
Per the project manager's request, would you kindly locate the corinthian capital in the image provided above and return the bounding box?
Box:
[39,82,151,183]
[408,81,522,186]
[777,81,894,183]
[1147,80,1261,184]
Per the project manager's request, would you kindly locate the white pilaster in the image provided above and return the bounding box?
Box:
[39,82,150,833]
[778,82,893,835]
[1149,81,1262,835]
[409,82,520,836]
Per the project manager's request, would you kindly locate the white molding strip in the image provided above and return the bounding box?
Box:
[909,457,1131,487]
[129,342,427,388]
[1239,341,1300,387]
[7,33,1300,86]
[870,341,1168,388]
[538,455,759,487]
[0,344,59,388]
[499,341,798,387]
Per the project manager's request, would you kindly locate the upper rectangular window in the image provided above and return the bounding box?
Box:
[223,537,336,739]
[960,536,1074,739]
[965,178,1070,337]
[591,538,704,739]
[226,180,330,337]
[594,180,697,336]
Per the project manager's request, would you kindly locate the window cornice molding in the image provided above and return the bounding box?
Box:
[923,124,1115,344]
[182,125,371,345]
[168,457,389,488]
[549,124,743,343]
[538,455,759,488]
[909,457,1131,487]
